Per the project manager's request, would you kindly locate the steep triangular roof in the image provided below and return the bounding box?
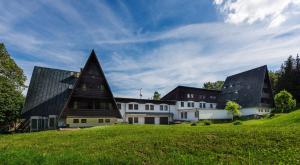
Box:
[21,67,78,118]
[217,65,274,109]
[60,50,122,118]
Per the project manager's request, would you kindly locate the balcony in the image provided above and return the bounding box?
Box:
[72,89,106,98]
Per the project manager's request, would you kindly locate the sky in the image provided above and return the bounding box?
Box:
[1,0,300,98]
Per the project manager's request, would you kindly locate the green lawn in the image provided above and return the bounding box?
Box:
[1,110,300,165]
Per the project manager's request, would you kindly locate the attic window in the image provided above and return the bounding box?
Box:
[234,91,238,94]
[82,84,87,91]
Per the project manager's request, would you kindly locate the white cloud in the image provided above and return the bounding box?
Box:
[214,0,300,27]
[105,22,300,98]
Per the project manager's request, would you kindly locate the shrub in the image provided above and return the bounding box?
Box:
[203,120,212,126]
[233,120,242,125]
[269,113,275,118]
[190,123,197,126]
[275,90,296,113]
[225,101,241,119]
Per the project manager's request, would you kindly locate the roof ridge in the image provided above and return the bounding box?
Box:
[226,65,267,78]
[177,85,222,92]
[34,66,79,73]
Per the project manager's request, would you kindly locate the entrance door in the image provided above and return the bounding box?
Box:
[128,117,133,124]
[160,117,169,125]
[144,117,155,124]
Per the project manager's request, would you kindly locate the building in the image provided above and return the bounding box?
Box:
[19,51,274,131]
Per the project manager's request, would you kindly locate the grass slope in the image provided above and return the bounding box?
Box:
[1,110,300,164]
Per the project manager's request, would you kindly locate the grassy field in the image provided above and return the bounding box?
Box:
[1,110,300,164]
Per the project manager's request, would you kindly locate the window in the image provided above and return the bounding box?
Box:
[105,119,110,123]
[187,93,190,98]
[210,96,216,99]
[81,119,87,123]
[134,104,139,110]
[195,111,199,118]
[145,104,149,110]
[181,102,184,107]
[31,119,37,130]
[98,119,104,123]
[164,105,168,111]
[187,102,194,107]
[100,85,105,91]
[73,101,78,109]
[49,118,55,128]
[210,104,213,108]
[117,103,121,110]
[203,103,206,108]
[134,117,138,123]
[82,84,87,91]
[150,105,154,110]
[160,105,164,111]
[181,112,187,119]
[199,103,203,108]
[129,104,133,110]
[199,95,206,99]
[191,94,194,98]
[73,119,79,123]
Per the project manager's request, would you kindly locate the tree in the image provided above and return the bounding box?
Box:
[153,91,161,100]
[268,71,279,94]
[274,90,296,113]
[276,55,300,106]
[0,43,26,131]
[203,81,224,90]
[225,101,241,120]
[0,43,26,89]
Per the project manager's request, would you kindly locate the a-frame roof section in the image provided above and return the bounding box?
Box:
[61,50,122,118]
[217,65,270,109]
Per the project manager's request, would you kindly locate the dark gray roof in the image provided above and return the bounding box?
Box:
[217,65,271,108]
[115,97,176,105]
[161,85,221,103]
[22,66,78,117]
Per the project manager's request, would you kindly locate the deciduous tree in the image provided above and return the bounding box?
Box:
[225,101,241,120]
[0,43,26,131]
[274,90,296,113]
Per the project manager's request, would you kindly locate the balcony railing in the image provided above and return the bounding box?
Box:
[72,89,106,98]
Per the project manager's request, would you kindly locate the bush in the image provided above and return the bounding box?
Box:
[269,113,275,118]
[275,90,296,113]
[233,120,242,125]
[190,123,197,126]
[203,120,212,126]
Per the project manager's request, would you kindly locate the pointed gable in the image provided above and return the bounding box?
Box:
[217,65,274,109]
[62,50,121,118]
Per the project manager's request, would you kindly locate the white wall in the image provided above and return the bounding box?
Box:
[198,110,233,120]
[241,107,272,116]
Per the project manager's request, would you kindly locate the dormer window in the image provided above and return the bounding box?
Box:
[82,84,87,91]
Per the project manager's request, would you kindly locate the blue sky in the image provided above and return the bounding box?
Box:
[1,0,300,98]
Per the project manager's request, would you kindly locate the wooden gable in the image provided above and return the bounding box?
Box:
[61,50,121,118]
